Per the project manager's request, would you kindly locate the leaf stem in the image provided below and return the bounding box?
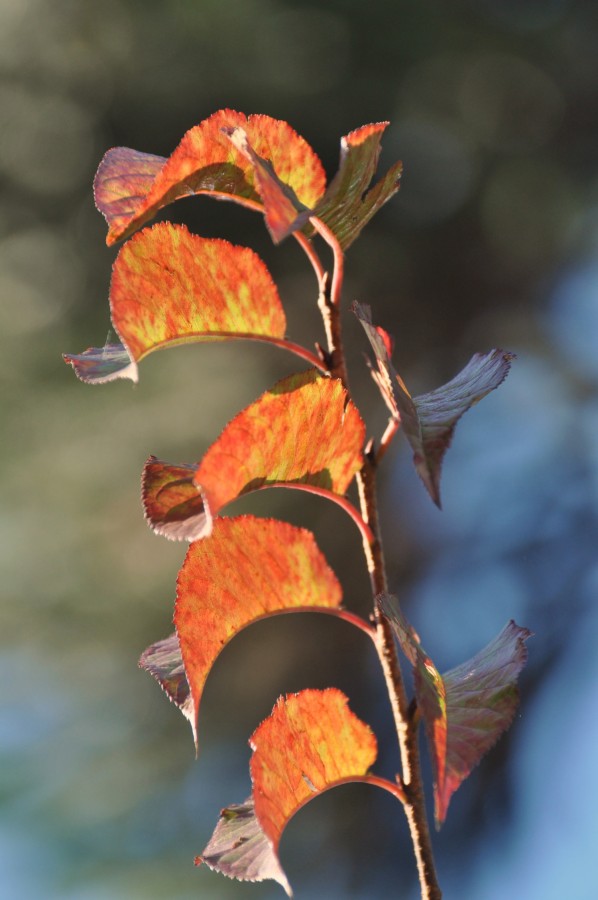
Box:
[313,225,442,900]
[310,217,344,308]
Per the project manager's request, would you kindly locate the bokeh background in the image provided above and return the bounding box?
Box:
[2,0,598,897]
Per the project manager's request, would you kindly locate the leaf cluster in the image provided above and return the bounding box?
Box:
[65,110,529,897]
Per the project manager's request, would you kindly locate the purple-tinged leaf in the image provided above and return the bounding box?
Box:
[142,457,212,542]
[314,123,402,250]
[94,110,326,246]
[138,633,194,728]
[63,343,138,384]
[379,594,531,827]
[94,148,166,241]
[354,302,514,506]
[198,798,291,896]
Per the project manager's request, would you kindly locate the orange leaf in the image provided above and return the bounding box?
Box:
[249,689,377,887]
[175,517,342,748]
[95,109,326,245]
[142,370,365,540]
[64,222,286,384]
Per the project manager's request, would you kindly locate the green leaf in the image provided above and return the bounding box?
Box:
[379,594,531,827]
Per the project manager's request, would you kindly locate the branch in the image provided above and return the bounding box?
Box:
[312,225,442,900]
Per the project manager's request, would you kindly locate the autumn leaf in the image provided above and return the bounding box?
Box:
[64,222,287,384]
[175,515,342,748]
[138,633,193,727]
[142,370,365,540]
[94,110,402,250]
[379,594,531,827]
[94,109,326,245]
[354,302,514,506]
[314,122,403,250]
[201,689,377,895]
[222,125,311,243]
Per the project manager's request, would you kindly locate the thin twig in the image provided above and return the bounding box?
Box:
[313,222,442,900]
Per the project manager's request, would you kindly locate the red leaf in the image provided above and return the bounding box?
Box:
[314,122,402,249]
[94,112,403,250]
[199,798,291,895]
[142,370,365,539]
[354,302,514,506]
[64,222,286,384]
[94,109,326,245]
[175,516,342,748]
[138,633,193,727]
[222,126,311,243]
[380,595,531,827]
[202,689,377,895]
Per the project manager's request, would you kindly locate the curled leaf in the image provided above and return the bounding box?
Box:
[222,125,311,243]
[142,458,212,542]
[175,516,342,749]
[354,302,514,506]
[94,111,402,249]
[95,109,326,245]
[314,122,402,250]
[142,369,365,539]
[202,689,377,895]
[379,594,531,827]
[64,222,286,384]
[138,633,193,726]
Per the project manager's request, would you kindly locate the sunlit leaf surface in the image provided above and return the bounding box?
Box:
[64,222,286,384]
[175,516,342,747]
[354,302,513,506]
[143,370,365,539]
[380,594,530,827]
[222,125,311,243]
[94,110,402,249]
[202,689,377,895]
[95,109,326,245]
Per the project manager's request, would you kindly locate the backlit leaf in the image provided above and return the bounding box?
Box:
[94,112,403,250]
[142,370,365,539]
[64,222,286,384]
[222,125,311,243]
[95,109,326,245]
[314,122,403,250]
[138,633,193,727]
[354,302,513,506]
[175,516,342,748]
[202,689,377,895]
[250,689,377,894]
[199,798,290,895]
[380,594,531,827]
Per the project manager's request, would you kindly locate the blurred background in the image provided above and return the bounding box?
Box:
[2,0,597,897]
